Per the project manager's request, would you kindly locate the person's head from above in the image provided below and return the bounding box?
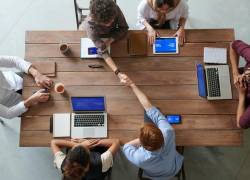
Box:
[62,145,90,180]
[90,0,117,27]
[140,123,164,151]
[150,0,175,14]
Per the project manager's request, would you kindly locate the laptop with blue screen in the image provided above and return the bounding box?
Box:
[71,96,107,138]
[153,37,179,54]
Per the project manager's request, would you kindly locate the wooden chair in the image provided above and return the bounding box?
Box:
[74,0,117,30]
[138,146,186,180]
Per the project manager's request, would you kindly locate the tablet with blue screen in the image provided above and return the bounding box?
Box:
[153,37,179,54]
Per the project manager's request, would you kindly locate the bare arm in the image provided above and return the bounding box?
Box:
[50,139,77,155]
[230,43,240,77]
[237,94,246,128]
[97,139,120,155]
[103,56,119,72]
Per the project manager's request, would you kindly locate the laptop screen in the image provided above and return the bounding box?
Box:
[71,97,105,111]
[154,37,177,53]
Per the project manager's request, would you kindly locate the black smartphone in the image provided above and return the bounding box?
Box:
[165,115,181,124]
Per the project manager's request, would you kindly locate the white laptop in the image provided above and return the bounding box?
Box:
[53,96,107,138]
[81,38,110,58]
[153,37,179,54]
[204,65,232,100]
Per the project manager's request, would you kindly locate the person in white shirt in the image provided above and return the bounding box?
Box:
[0,56,52,119]
[51,138,120,180]
[137,0,189,45]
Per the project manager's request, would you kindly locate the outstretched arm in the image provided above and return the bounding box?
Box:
[120,74,153,110]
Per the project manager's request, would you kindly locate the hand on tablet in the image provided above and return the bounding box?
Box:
[147,28,156,45]
[174,28,185,46]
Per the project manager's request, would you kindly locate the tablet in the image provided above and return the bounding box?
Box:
[153,37,179,54]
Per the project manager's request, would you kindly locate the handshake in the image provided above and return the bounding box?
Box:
[118,73,135,87]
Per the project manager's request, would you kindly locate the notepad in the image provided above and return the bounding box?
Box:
[204,47,227,64]
[53,113,71,137]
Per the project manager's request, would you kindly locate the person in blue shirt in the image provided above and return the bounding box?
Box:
[120,74,183,180]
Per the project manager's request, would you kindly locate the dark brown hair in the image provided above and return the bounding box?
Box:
[140,123,164,151]
[62,146,90,180]
[90,0,117,23]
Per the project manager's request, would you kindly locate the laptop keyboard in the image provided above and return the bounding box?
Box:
[206,67,221,97]
[74,114,105,127]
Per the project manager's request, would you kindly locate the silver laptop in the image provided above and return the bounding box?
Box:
[71,96,107,138]
[204,65,232,100]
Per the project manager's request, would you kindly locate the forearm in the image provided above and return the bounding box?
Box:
[178,17,186,29]
[143,20,153,31]
[51,139,77,154]
[230,44,240,76]
[104,56,119,72]
[0,102,27,119]
[130,84,152,110]
[237,95,246,127]
[98,139,120,155]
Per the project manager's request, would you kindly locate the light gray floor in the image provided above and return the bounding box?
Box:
[0,0,250,179]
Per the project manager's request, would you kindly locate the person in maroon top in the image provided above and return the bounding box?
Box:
[230,40,250,128]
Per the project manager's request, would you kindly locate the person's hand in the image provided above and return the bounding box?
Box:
[235,79,247,96]
[24,89,50,108]
[147,28,157,45]
[71,138,86,143]
[119,73,134,87]
[174,28,185,46]
[80,139,100,149]
[233,73,244,87]
[34,72,53,89]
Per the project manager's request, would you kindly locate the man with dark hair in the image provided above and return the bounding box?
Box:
[83,0,129,80]
[120,74,183,180]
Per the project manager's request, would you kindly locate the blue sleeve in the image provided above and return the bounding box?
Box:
[146,107,173,130]
[122,144,143,167]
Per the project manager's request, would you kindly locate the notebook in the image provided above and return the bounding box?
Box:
[128,33,147,56]
[204,47,227,64]
[53,113,71,137]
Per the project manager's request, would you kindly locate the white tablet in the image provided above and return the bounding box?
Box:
[153,37,179,54]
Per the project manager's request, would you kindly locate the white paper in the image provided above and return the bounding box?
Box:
[53,113,71,137]
[204,47,227,64]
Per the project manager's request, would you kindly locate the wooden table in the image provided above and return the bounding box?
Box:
[20,29,243,147]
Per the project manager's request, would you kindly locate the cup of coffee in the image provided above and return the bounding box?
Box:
[59,43,70,54]
[54,82,65,94]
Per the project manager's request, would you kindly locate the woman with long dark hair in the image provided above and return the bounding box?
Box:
[51,138,120,180]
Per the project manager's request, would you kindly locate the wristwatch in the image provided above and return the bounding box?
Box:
[114,69,121,76]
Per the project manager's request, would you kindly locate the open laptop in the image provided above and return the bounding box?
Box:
[153,37,179,54]
[81,38,110,58]
[196,64,232,100]
[71,96,107,138]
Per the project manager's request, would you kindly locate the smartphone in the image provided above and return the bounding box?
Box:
[88,47,98,55]
[166,115,181,124]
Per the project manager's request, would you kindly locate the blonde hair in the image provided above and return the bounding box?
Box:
[147,0,177,26]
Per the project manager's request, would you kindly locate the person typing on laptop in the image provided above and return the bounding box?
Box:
[230,40,250,128]
[0,56,52,119]
[120,74,183,180]
[83,0,129,80]
[51,138,120,180]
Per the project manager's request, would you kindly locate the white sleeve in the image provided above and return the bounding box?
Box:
[0,101,28,119]
[0,56,31,73]
[54,151,66,171]
[101,150,113,172]
[137,0,148,29]
[180,0,189,18]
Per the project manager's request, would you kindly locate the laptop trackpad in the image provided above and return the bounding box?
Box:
[83,128,95,138]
